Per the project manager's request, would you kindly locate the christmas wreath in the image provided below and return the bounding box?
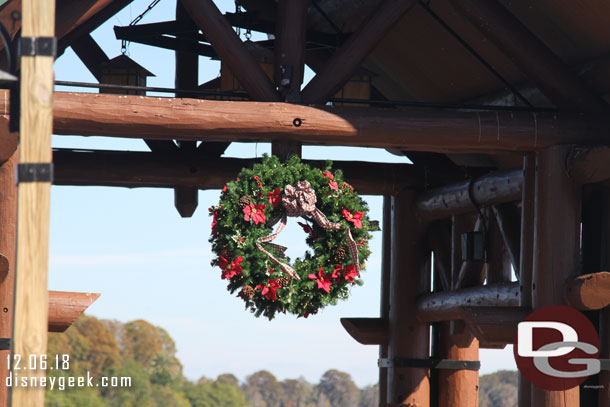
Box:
[208,155,373,319]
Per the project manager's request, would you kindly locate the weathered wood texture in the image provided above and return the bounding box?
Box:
[416,169,522,220]
[3,91,608,153]
[340,318,387,345]
[387,191,430,406]
[52,149,451,195]
[460,306,530,346]
[274,0,307,102]
[48,291,100,333]
[491,203,521,274]
[12,0,55,406]
[416,282,520,322]
[532,146,580,406]
[564,272,610,310]
[0,150,17,407]
[301,0,417,104]
[449,0,606,113]
[518,155,535,406]
[567,146,610,185]
[0,116,17,165]
[179,0,278,101]
[379,196,391,407]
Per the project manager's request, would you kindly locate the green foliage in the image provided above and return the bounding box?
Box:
[210,155,373,319]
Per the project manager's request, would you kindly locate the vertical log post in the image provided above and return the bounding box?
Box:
[532,146,580,406]
[0,149,17,407]
[173,2,199,218]
[438,215,480,407]
[272,0,307,158]
[387,190,430,406]
[11,0,55,406]
[518,154,535,406]
[379,196,391,407]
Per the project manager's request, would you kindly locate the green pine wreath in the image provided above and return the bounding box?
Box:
[208,155,373,319]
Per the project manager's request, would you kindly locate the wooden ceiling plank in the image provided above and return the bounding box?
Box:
[449,0,606,113]
[301,0,418,104]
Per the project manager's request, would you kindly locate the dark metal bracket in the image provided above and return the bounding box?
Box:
[16,163,54,184]
[19,37,57,57]
[378,357,481,371]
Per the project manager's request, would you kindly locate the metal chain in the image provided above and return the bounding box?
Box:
[122,0,163,54]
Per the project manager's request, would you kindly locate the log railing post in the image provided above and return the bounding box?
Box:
[387,190,430,406]
[0,149,17,407]
[531,146,581,406]
[11,0,55,405]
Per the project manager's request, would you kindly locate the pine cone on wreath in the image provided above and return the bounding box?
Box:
[238,195,252,209]
[341,182,354,194]
[334,245,347,261]
[240,285,255,299]
[278,275,291,287]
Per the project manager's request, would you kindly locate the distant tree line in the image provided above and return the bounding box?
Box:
[44,315,516,407]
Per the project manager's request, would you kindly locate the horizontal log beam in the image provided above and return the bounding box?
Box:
[564,272,610,311]
[52,149,457,195]
[6,91,608,153]
[48,291,100,332]
[567,146,610,185]
[340,317,388,345]
[461,306,531,347]
[416,282,520,322]
[416,169,523,220]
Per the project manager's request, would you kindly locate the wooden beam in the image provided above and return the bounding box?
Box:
[58,0,135,54]
[532,146,581,406]
[449,0,606,113]
[491,203,521,275]
[518,154,535,406]
[0,115,17,166]
[567,146,610,185]
[0,150,17,407]
[8,91,608,153]
[12,0,55,406]
[274,0,307,102]
[416,169,523,220]
[340,317,388,345]
[379,196,391,407]
[179,0,278,101]
[51,149,455,196]
[48,291,100,332]
[387,191,430,406]
[486,208,512,283]
[301,0,418,104]
[461,306,530,347]
[427,221,451,292]
[416,282,520,323]
[70,34,108,81]
[564,272,610,311]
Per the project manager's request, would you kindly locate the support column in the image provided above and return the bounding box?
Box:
[518,154,535,406]
[11,0,55,405]
[387,190,430,406]
[0,150,17,407]
[379,196,391,407]
[438,215,480,407]
[532,146,580,406]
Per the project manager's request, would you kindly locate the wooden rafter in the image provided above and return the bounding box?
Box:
[13,91,610,153]
[301,0,418,104]
[274,0,307,102]
[179,0,278,101]
[449,0,606,113]
[48,291,100,332]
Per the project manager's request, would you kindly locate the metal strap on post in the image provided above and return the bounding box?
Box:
[378,357,481,371]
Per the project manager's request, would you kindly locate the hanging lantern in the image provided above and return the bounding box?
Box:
[100,54,155,95]
[219,40,274,99]
[333,69,373,106]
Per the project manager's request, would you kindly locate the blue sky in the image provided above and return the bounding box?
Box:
[49,0,516,386]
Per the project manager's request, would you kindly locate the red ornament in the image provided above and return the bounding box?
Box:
[342,264,359,283]
[329,181,338,190]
